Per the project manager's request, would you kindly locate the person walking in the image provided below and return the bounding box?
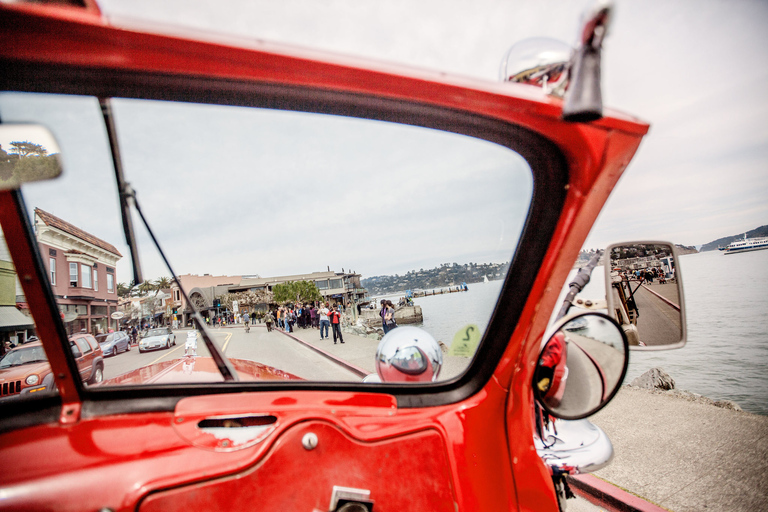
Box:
[379,299,389,334]
[310,305,317,329]
[265,310,274,332]
[330,305,344,344]
[318,303,330,340]
[384,300,397,333]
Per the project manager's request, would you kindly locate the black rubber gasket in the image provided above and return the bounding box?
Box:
[1,61,568,413]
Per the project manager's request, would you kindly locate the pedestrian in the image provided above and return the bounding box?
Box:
[384,300,397,333]
[265,310,274,332]
[330,304,344,344]
[380,299,390,334]
[310,305,317,329]
[318,302,330,340]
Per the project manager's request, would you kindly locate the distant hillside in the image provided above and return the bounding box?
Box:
[362,261,508,296]
[700,225,768,252]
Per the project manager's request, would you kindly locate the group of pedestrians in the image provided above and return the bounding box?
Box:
[261,303,344,344]
[317,303,344,344]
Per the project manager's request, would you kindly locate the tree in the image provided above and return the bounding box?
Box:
[272,280,322,305]
[117,281,136,298]
[154,276,172,290]
[137,280,155,297]
[9,141,47,157]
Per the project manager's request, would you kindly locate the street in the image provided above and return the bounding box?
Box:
[102,326,363,382]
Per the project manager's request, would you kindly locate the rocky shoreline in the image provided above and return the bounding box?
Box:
[626,367,745,412]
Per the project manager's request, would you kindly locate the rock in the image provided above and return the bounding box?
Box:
[630,368,675,390]
[713,400,743,412]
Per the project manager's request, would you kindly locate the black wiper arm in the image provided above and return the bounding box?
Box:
[100,98,143,285]
[131,197,238,382]
[99,98,238,383]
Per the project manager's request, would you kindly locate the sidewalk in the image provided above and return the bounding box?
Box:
[275,324,768,512]
[278,324,472,380]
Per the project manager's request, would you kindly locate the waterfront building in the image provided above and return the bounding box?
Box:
[231,270,367,309]
[33,208,122,335]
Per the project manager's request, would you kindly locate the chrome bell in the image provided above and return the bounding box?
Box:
[375,326,443,383]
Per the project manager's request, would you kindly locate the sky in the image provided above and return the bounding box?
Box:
[3,0,768,283]
[95,0,768,249]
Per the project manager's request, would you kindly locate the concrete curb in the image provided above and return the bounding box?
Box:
[639,284,680,311]
[277,329,369,378]
[568,475,669,512]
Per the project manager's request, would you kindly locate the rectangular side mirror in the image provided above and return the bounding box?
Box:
[604,242,687,350]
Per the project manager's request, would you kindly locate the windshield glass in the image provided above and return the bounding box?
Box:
[0,92,534,388]
[0,346,48,368]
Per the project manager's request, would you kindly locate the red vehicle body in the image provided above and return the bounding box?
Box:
[0,2,648,511]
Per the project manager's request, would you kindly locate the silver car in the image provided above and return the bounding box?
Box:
[138,328,176,353]
[95,331,131,357]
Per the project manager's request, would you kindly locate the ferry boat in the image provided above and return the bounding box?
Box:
[723,234,768,255]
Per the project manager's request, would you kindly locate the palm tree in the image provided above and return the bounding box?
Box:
[154,276,172,290]
[137,280,155,297]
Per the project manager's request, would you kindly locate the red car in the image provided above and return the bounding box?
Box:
[0,335,104,401]
[0,2,687,511]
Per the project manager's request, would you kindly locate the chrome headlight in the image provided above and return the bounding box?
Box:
[26,374,39,385]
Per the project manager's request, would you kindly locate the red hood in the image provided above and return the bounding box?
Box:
[101,356,301,386]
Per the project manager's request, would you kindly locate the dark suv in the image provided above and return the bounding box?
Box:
[0,334,104,401]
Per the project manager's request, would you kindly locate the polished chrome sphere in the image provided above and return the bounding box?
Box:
[375,326,443,383]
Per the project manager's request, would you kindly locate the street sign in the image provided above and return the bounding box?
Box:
[111,311,125,319]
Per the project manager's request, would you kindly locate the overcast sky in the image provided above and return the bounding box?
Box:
[96,0,768,248]
[4,0,768,282]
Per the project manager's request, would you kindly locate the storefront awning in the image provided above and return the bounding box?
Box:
[0,306,35,331]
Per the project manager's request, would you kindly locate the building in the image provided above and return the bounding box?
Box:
[170,274,241,327]
[33,208,122,335]
[170,270,367,325]
[0,237,35,349]
[231,271,366,307]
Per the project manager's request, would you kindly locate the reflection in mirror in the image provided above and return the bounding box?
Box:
[0,124,62,190]
[0,92,534,387]
[605,242,686,350]
[535,312,627,420]
[375,326,443,383]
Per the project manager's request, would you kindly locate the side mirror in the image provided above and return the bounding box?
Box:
[0,124,63,190]
[534,311,628,420]
[604,242,687,350]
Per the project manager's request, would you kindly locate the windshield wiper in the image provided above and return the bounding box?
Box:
[100,98,238,382]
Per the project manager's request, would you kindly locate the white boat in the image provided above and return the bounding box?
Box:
[723,234,768,255]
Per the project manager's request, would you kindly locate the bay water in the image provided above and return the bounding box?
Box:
[402,249,768,415]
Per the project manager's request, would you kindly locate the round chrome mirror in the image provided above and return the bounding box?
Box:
[375,326,443,383]
[534,311,628,420]
[500,37,572,95]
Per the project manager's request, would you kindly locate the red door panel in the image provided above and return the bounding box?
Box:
[141,421,456,512]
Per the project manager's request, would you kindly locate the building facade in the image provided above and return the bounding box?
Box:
[34,208,122,335]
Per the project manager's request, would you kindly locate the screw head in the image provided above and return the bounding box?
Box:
[302,432,318,450]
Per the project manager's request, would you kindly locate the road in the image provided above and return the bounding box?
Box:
[102,326,362,382]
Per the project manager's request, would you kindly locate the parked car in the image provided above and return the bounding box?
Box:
[0,335,104,401]
[0,2,687,511]
[138,327,176,353]
[94,331,131,356]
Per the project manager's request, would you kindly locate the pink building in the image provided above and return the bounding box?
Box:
[34,208,122,335]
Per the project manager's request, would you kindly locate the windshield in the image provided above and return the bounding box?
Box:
[0,346,48,368]
[96,334,114,344]
[0,91,534,389]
